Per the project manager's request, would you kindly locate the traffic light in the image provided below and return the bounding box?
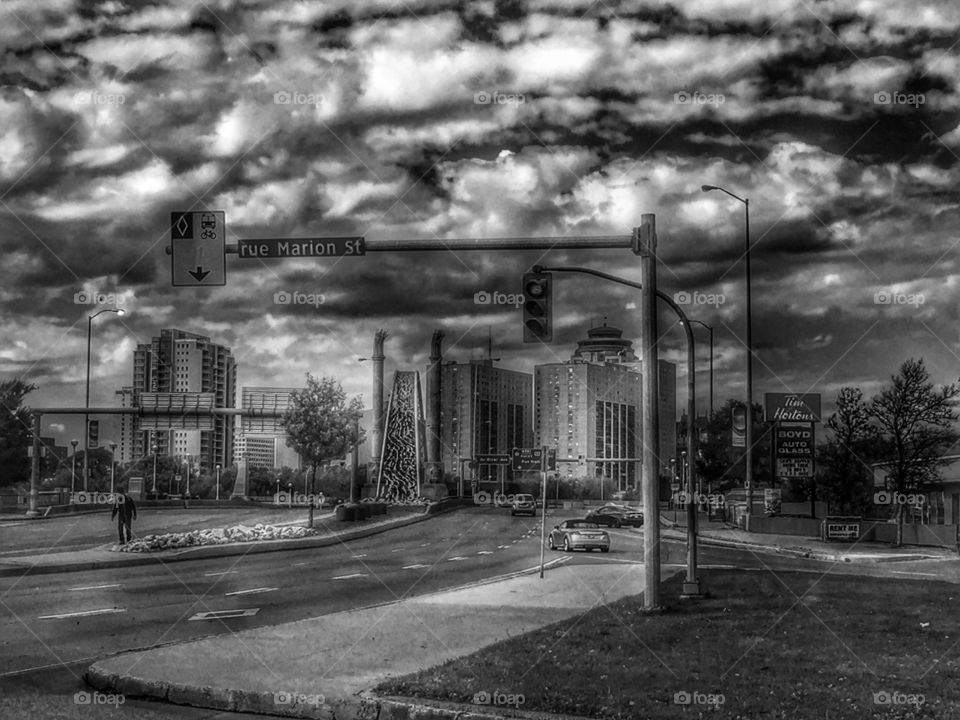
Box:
[522,271,552,343]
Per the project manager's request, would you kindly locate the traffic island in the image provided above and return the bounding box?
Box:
[374,570,959,719]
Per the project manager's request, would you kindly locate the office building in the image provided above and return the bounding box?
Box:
[535,323,677,489]
[432,360,534,488]
[131,329,236,471]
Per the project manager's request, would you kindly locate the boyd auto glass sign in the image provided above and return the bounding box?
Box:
[773,422,815,478]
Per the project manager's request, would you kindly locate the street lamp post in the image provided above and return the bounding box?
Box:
[701,184,752,530]
[151,444,158,495]
[216,464,221,501]
[109,441,117,494]
[685,319,714,418]
[84,308,125,492]
[70,439,78,495]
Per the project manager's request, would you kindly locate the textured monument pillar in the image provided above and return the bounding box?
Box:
[425,330,445,482]
[370,330,388,479]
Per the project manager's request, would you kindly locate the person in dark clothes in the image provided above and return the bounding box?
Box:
[111,492,137,545]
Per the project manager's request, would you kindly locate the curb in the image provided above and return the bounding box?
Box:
[661,529,945,563]
[83,558,577,720]
[0,503,468,578]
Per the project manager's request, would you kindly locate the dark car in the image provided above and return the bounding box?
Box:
[511,494,537,516]
[584,504,644,528]
[548,520,610,552]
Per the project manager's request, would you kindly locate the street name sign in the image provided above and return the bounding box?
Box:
[475,454,511,465]
[238,237,365,258]
[171,211,226,286]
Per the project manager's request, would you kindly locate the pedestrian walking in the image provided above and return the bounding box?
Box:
[111,492,137,545]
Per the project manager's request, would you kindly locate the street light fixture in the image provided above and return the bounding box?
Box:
[701,183,753,530]
[109,441,117,494]
[70,439,79,495]
[215,463,222,501]
[84,307,125,493]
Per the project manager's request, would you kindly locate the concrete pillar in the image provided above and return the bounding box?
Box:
[425,330,444,482]
[370,330,387,480]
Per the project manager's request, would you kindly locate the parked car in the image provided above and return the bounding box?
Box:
[584,504,643,528]
[548,520,610,552]
[511,494,537,516]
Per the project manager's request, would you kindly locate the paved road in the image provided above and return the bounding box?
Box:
[2,508,957,720]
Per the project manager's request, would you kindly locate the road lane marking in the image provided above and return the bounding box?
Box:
[420,543,430,547]
[204,570,238,577]
[891,571,940,577]
[448,556,467,561]
[403,564,428,569]
[331,573,366,580]
[38,608,126,620]
[189,608,259,621]
[292,562,308,567]
[390,548,403,552]
[67,583,120,591]
[352,554,368,558]
[224,587,278,596]
[497,545,509,549]
[477,551,493,555]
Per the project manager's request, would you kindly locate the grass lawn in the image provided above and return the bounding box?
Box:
[377,570,960,719]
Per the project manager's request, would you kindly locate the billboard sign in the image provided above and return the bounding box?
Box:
[774,422,815,478]
[764,393,821,422]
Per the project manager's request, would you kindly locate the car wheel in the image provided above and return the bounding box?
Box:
[613,519,622,529]
[563,537,571,552]
[511,510,515,516]
[548,535,555,550]
[600,547,609,553]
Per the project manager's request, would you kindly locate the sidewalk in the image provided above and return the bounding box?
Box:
[660,517,958,563]
[86,558,675,720]
[0,507,441,578]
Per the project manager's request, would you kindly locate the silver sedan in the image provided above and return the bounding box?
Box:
[548,520,610,552]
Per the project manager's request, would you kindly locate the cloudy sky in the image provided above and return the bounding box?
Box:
[2,0,959,443]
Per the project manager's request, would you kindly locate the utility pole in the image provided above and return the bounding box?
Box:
[637,214,662,611]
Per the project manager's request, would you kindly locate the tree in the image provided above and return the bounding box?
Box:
[0,380,38,489]
[695,399,772,495]
[870,358,960,546]
[281,374,364,527]
[816,387,886,516]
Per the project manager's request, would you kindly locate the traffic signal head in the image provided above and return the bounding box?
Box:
[522,271,552,343]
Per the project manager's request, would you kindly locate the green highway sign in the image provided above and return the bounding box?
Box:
[238,237,365,259]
